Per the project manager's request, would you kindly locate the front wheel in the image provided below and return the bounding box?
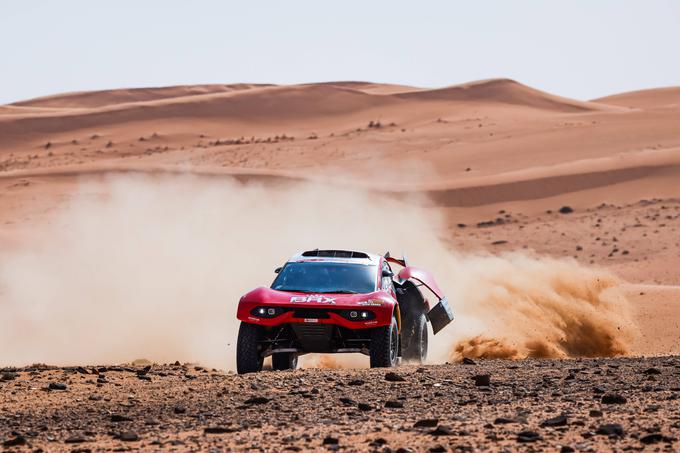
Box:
[370,315,399,368]
[401,312,428,363]
[236,322,264,374]
[272,352,298,371]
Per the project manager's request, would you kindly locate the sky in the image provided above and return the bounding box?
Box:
[1,1,679,104]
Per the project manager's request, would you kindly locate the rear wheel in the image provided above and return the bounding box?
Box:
[370,316,399,368]
[401,312,428,363]
[236,322,264,374]
[272,352,298,371]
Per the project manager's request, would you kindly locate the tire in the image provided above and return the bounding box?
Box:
[236,322,264,374]
[401,312,428,363]
[272,352,298,371]
[370,315,399,368]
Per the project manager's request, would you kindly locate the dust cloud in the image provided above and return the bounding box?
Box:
[0,175,636,369]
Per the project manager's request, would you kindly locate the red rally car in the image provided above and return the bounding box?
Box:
[235,249,454,374]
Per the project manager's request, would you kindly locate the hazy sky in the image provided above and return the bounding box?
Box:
[2,1,679,104]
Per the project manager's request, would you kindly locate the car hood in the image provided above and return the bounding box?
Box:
[240,287,390,307]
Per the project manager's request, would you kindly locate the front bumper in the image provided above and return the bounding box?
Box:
[236,300,394,329]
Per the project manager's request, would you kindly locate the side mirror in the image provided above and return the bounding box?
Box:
[274,267,282,274]
[382,269,394,278]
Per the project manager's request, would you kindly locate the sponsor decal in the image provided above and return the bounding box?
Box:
[303,318,319,323]
[357,299,384,307]
[290,295,336,304]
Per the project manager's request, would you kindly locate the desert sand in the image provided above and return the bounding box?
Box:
[1,79,679,450]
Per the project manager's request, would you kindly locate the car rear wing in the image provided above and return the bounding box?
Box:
[385,252,454,335]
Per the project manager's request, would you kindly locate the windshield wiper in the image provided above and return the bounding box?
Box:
[323,290,358,294]
[275,288,315,293]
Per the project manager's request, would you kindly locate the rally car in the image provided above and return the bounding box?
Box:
[235,249,454,374]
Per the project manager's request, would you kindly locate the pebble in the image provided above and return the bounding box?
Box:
[414,419,439,428]
[601,393,627,404]
[473,374,490,386]
[110,414,132,422]
[322,436,339,445]
[119,431,139,441]
[385,371,405,382]
[540,414,568,427]
[517,431,542,443]
[640,433,663,444]
[429,425,453,436]
[1,372,18,381]
[595,424,625,437]
[385,400,404,408]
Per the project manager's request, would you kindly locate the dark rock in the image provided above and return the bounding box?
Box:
[414,419,439,428]
[640,433,663,444]
[601,393,627,404]
[494,417,516,425]
[559,206,574,214]
[348,379,364,386]
[560,447,575,453]
[385,372,405,382]
[3,435,27,447]
[110,414,132,422]
[119,431,139,442]
[517,431,542,443]
[245,396,271,405]
[137,375,152,382]
[358,403,372,411]
[370,438,387,446]
[173,405,187,414]
[541,414,568,427]
[429,445,446,452]
[643,368,662,375]
[48,382,67,391]
[429,425,453,436]
[595,424,625,437]
[462,357,476,365]
[204,426,238,434]
[473,374,490,386]
[589,409,603,417]
[339,397,356,406]
[385,400,404,408]
[1,371,19,381]
[323,436,339,445]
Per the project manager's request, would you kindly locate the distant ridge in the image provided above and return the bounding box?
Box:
[594,86,680,109]
[11,84,275,109]
[392,79,613,112]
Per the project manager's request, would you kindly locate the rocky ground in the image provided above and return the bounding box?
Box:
[1,357,678,452]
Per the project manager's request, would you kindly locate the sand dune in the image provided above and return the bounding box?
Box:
[594,86,680,109]
[1,79,679,360]
[10,83,274,109]
[393,78,616,112]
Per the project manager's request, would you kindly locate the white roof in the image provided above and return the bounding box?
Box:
[288,250,381,265]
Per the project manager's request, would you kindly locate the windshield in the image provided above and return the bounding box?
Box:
[271,262,377,294]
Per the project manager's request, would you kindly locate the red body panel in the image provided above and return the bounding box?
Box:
[237,287,396,329]
[397,266,445,300]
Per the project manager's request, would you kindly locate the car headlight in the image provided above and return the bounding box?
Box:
[250,306,285,318]
[341,310,375,321]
